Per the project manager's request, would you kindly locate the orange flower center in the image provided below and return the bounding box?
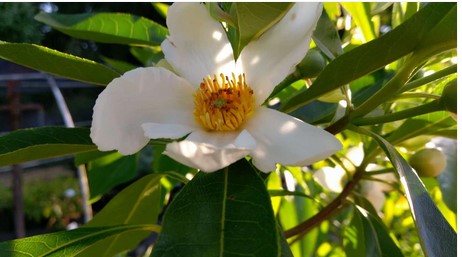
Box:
[193,73,255,131]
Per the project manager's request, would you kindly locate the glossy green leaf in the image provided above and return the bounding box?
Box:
[0,41,119,85]
[280,2,456,112]
[35,12,168,46]
[341,3,376,42]
[152,159,279,257]
[101,56,137,73]
[0,224,160,257]
[78,174,163,257]
[87,152,138,200]
[0,127,96,167]
[353,126,457,257]
[227,2,293,59]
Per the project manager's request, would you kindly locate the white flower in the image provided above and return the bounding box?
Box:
[90,2,342,172]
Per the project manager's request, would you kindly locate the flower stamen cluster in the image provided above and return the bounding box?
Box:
[194,73,255,131]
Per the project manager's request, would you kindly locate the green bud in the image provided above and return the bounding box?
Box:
[296,49,326,78]
[439,79,457,114]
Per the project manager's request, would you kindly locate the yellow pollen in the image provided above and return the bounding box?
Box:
[193,73,255,131]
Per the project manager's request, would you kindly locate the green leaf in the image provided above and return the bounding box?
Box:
[78,174,163,257]
[152,159,279,257]
[0,127,96,167]
[35,12,168,46]
[0,41,119,85]
[280,2,456,112]
[0,224,160,257]
[87,152,138,200]
[101,55,137,73]
[341,3,376,42]
[352,126,457,257]
[434,138,457,213]
[152,3,169,19]
[312,9,343,61]
[344,205,405,257]
[227,2,293,59]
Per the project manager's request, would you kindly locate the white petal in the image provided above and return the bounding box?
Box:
[142,123,195,140]
[238,3,323,104]
[90,67,195,155]
[244,108,342,172]
[164,130,256,172]
[161,3,235,87]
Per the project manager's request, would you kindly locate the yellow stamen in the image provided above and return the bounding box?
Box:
[193,73,255,131]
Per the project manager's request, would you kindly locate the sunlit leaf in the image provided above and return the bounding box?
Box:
[0,225,160,257]
[341,2,376,42]
[79,174,163,257]
[0,127,95,167]
[280,3,456,112]
[353,126,457,257]
[152,159,279,257]
[35,12,168,46]
[0,41,119,85]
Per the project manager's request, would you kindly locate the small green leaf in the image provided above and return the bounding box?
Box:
[35,12,168,46]
[0,41,120,85]
[79,174,163,257]
[87,152,138,200]
[0,224,160,257]
[152,159,279,257]
[227,2,293,59]
[280,2,456,112]
[0,127,96,167]
[352,126,457,257]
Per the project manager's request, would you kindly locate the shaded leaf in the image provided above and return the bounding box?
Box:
[0,225,159,257]
[312,9,343,61]
[152,159,279,257]
[78,174,163,257]
[352,126,457,257]
[87,152,138,200]
[280,3,456,112]
[0,127,95,167]
[0,41,119,85]
[35,12,168,46]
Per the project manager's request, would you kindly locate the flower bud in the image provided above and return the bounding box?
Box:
[439,79,457,114]
[296,49,326,78]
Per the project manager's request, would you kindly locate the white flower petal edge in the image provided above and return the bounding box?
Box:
[164,130,256,172]
[90,67,195,155]
[142,123,195,140]
[239,2,323,104]
[245,108,342,173]
[161,2,235,87]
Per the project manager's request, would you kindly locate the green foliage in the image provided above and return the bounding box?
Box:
[0,2,457,257]
[152,159,279,257]
[0,3,43,43]
[0,41,120,85]
[0,127,96,166]
[35,12,168,46]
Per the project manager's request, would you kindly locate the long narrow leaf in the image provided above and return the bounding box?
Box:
[35,12,168,46]
[0,41,120,85]
[0,127,96,166]
[351,126,456,257]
